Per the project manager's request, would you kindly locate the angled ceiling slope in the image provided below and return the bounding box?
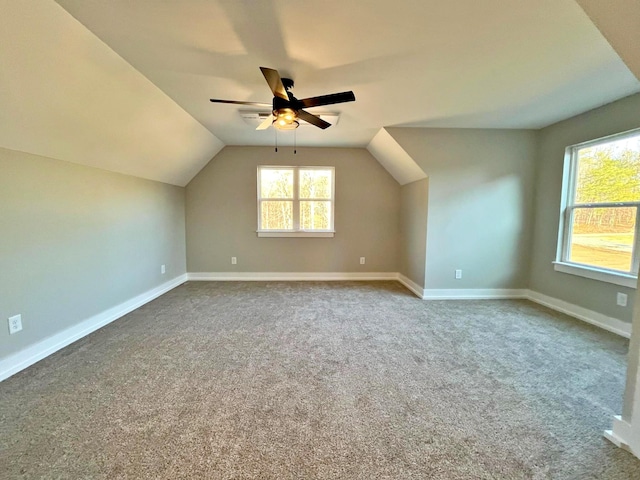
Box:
[367,129,426,185]
[0,0,223,187]
[575,0,640,82]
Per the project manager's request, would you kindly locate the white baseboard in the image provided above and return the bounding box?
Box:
[422,288,529,300]
[416,287,631,338]
[190,271,425,298]
[526,290,631,338]
[0,274,188,382]
[187,272,398,281]
[188,274,526,303]
[397,274,425,298]
[605,415,632,450]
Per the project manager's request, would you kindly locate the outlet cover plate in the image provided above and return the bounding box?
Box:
[617,292,628,307]
[8,314,22,334]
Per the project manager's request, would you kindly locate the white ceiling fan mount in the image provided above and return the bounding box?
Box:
[239,111,340,128]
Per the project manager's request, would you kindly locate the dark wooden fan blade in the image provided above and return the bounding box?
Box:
[210,99,272,107]
[298,110,331,129]
[298,91,355,108]
[260,67,289,101]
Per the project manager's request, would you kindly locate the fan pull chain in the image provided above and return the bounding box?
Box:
[294,129,297,155]
[275,129,278,153]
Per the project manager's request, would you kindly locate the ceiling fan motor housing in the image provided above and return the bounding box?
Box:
[281,78,294,90]
[273,92,299,114]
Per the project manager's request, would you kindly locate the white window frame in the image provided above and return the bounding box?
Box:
[257,166,335,238]
[554,128,640,288]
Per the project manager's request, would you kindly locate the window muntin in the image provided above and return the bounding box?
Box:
[257,166,334,236]
[558,130,640,278]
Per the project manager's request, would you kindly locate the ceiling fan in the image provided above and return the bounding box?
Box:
[210,67,355,130]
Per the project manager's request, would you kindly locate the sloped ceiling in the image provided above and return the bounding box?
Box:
[575,0,640,81]
[0,0,223,186]
[367,129,426,186]
[1,0,639,186]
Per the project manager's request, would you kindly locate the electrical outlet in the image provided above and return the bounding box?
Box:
[360,257,365,265]
[8,314,22,334]
[161,264,166,274]
[231,257,237,265]
[455,269,462,279]
[617,292,628,307]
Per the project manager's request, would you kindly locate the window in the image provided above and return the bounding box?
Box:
[257,166,335,237]
[555,129,640,287]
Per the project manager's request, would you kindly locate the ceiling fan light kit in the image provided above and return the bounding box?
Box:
[210,66,355,133]
[274,107,299,130]
[239,111,340,128]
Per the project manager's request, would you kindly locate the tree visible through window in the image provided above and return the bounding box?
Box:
[559,130,640,275]
[257,166,334,237]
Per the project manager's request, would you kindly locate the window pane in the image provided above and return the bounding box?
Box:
[260,169,293,199]
[299,169,332,199]
[574,135,640,203]
[261,201,293,230]
[300,201,331,230]
[568,206,636,272]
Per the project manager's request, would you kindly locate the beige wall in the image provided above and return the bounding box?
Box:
[387,128,537,290]
[186,147,400,273]
[0,147,186,360]
[530,93,640,322]
[399,178,428,288]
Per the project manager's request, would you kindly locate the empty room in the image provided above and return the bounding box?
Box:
[3,0,640,478]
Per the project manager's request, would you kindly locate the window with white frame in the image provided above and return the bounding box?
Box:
[556,129,640,287]
[257,166,335,237]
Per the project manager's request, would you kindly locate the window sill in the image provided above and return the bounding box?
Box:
[553,261,637,288]
[257,231,335,238]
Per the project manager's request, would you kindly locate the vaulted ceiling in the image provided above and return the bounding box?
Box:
[1,0,639,186]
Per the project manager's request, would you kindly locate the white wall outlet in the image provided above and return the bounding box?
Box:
[8,314,22,334]
[360,257,365,265]
[617,292,628,307]
[231,257,237,265]
[161,264,166,274]
[455,269,462,279]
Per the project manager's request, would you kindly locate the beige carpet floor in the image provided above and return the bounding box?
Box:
[1,281,640,479]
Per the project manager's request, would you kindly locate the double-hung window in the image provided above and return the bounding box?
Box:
[257,166,335,237]
[555,129,640,287]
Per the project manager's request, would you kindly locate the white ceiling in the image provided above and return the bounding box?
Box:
[1,1,639,186]
[0,0,224,186]
[575,0,640,80]
[55,0,639,148]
